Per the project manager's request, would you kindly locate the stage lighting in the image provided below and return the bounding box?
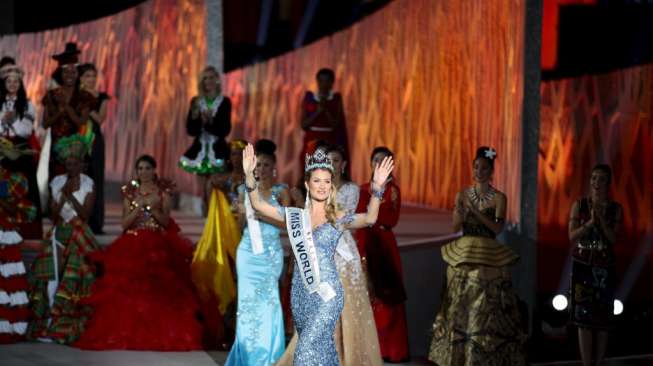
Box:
[614,299,624,315]
[552,294,568,311]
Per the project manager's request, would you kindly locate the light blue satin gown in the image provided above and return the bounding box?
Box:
[280,206,354,366]
[225,184,286,366]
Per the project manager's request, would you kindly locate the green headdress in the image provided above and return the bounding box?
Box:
[54,134,89,162]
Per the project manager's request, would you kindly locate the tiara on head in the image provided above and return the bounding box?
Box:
[305,148,334,173]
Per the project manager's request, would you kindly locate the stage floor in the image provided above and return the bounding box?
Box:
[10,204,653,364]
[0,343,433,366]
[2,342,652,365]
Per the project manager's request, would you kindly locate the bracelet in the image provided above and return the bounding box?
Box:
[371,185,385,199]
[246,182,257,193]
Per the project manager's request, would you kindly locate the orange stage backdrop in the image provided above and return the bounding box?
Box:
[538,64,653,294]
[223,0,526,220]
[0,0,207,192]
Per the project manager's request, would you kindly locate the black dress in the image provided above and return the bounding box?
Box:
[88,92,109,234]
[570,198,619,329]
[178,95,231,175]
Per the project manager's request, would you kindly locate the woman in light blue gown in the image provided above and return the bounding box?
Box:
[225,140,290,366]
[242,145,393,366]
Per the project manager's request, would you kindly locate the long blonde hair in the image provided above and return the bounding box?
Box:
[305,169,338,225]
[197,65,221,97]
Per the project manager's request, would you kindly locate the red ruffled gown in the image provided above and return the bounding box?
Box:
[355,180,410,362]
[74,182,203,350]
[0,171,35,343]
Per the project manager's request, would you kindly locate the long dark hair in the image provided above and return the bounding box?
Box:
[326,144,350,182]
[0,76,29,120]
[135,154,157,169]
[134,154,158,184]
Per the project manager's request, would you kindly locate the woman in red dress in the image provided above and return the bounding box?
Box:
[355,147,409,362]
[299,68,348,174]
[74,155,203,350]
[0,139,36,344]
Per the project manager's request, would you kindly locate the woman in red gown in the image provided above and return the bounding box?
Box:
[355,147,409,363]
[74,155,203,350]
[0,139,36,344]
[299,68,349,174]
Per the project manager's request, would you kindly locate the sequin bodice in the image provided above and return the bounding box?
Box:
[289,212,354,365]
[121,180,175,233]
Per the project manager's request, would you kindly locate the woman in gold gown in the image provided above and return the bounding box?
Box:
[429,146,526,366]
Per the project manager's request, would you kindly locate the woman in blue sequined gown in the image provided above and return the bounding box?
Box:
[226,140,289,366]
[241,144,394,366]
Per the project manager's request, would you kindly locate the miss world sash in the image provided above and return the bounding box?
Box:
[244,193,264,254]
[285,207,335,302]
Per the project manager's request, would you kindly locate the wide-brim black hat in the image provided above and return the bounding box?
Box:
[52,42,81,65]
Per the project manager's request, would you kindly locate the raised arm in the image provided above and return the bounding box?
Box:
[42,93,64,128]
[568,200,588,243]
[62,182,95,222]
[242,144,285,222]
[186,97,203,137]
[300,93,323,130]
[205,97,231,138]
[598,203,622,244]
[452,192,465,232]
[64,102,90,128]
[149,191,172,228]
[11,101,35,138]
[122,196,141,230]
[346,156,394,229]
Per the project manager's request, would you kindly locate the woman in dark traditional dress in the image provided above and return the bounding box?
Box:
[568,164,623,366]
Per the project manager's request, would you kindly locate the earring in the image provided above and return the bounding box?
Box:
[273,169,277,177]
[304,191,310,209]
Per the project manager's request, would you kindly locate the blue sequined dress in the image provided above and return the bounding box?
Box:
[281,207,353,366]
[225,184,287,366]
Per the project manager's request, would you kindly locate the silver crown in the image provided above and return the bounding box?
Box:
[305,148,334,173]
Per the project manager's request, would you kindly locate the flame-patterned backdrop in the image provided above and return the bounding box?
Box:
[223,0,526,221]
[0,0,208,192]
[1,0,526,218]
[538,65,653,297]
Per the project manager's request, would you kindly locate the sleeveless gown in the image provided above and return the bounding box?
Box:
[225,184,286,366]
[74,181,203,350]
